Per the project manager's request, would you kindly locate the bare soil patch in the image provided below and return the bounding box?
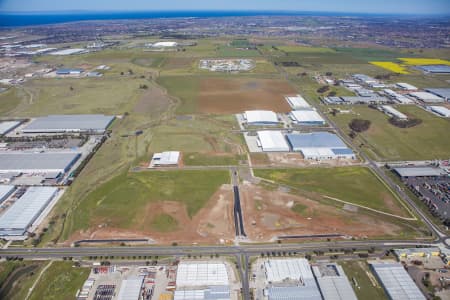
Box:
[198,78,294,114]
[134,83,172,118]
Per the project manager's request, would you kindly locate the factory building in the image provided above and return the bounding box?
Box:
[429,106,450,117]
[425,88,450,101]
[56,68,84,75]
[0,120,21,135]
[417,65,450,74]
[290,110,326,126]
[257,131,290,152]
[149,151,181,167]
[370,261,425,300]
[49,48,87,55]
[285,95,312,110]
[312,263,358,300]
[380,105,408,120]
[0,152,81,174]
[393,167,447,178]
[264,259,322,300]
[23,114,115,133]
[408,92,445,103]
[396,82,418,91]
[0,187,58,237]
[286,132,355,160]
[244,110,279,126]
[151,41,178,48]
[394,248,441,259]
[117,276,144,300]
[382,89,414,104]
[0,185,15,204]
[174,286,230,300]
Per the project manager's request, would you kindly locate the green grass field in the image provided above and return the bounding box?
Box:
[216,45,260,57]
[183,152,245,166]
[61,170,228,239]
[340,261,388,300]
[0,88,25,116]
[330,105,450,160]
[157,76,199,114]
[254,167,409,216]
[151,213,179,232]
[0,262,45,300]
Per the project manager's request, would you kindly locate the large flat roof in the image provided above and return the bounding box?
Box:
[312,263,358,300]
[426,88,450,99]
[117,276,144,300]
[286,132,347,149]
[176,262,229,287]
[285,95,311,109]
[244,110,278,124]
[0,121,21,135]
[429,106,450,117]
[394,167,446,177]
[417,65,450,73]
[23,114,115,133]
[0,152,81,173]
[291,110,325,123]
[0,187,58,236]
[409,92,444,103]
[0,185,15,204]
[257,131,290,152]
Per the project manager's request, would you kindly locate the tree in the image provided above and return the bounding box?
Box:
[327,91,337,97]
[325,72,333,76]
[317,86,330,93]
[349,119,371,133]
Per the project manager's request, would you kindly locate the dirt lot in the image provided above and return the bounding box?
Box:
[66,184,235,245]
[198,78,294,114]
[240,182,402,241]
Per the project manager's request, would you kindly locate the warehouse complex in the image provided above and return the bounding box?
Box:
[312,263,358,300]
[408,92,444,103]
[257,131,290,152]
[22,114,115,133]
[244,110,279,126]
[290,110,326,125]
[370,261,425,300]
[0,186,59,237]
[0,152,81,173]
[149,151,181,167]
[286,132,355,160]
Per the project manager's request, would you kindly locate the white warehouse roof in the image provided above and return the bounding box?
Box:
[0,187,58,236]
[244,110,278,124]
[396,82,418,90]
[174,286,230,300]
[429,106,450,117]
[117,276,144,300]
[290,110,325,124]
[0,121,21,135]
[381,105,408,120]
[150,151,180,166]
[0,185,15,204]
[176,262,229,287]
[312,264,358,300]
[409,92,444,103]
[264,258,314,283]
[0,152,81,173]
[257,131,290,152]
[370,262,425,300]
[285,95,311,109]
[152,41,178,47]
[23,114,115,133]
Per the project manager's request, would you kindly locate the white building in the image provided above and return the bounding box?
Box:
[0,120,21,135]
[285,95,311,110]
[117,276,144,300]
[257,131,290,152]
[152,41,178,48]
[380,105,408,120]
[244,110,279,125]
[290,110,325,125]
[429,106,450,117]
[382,89,415,104]
[176,262,229,287]
[409,92,445,103]
[396,82,418,91]
[149,151,180,167]
[312,263,358,300]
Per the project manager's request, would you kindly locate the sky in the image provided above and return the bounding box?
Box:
[0,0,449,15]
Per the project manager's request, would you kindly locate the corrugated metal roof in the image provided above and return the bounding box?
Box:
[0,121,20,135]
[370,262,425,300]
[268,286,322,300]
[429,106,450,117]
[257,131,290,152]
[174,286,230,300]
[409,92,444,102]
[426,88,450,99]
[0,185,15,204]
[290,110,325,124]
[381,105,408,119]
[245,111,278,124]
[23,114,115,133]
[264,259,315,282]
[0,152,81,173]
[176,263,229,287]
[418,65,450,73]
[394,167,446,177]
[0,187,58,235]
[117,276,144,300]
[285,95,311,109]
[286,132,347,149]
[312,264,357,300]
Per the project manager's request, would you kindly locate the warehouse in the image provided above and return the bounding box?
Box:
[286,132,355,160]
[257,131,290,152]
[0,186,58,236]
[151,41,178,48]
[49,48,87,55]
[340,96,389,104]
[382,89,415,104]
[417,65,450,74]
[312,263,357,300]
[409,92,445,103]
[264,259,322,300]
[56,68,84,75]
[174,286,230,300]
[0,120,21,135]
[0,152,81,173]
[429,106,450,117]
[0,185,15,204]
[380,105,408,120]
[290,110,326,125]
[244,110,279,125]
[285,95,311,110]
[23,114,115,133]
[425,88,450,101]
[396,82,418,91]
[149,151,181,167]
[176,262,229,287]
[393,167,446,178]
[370,261,425,300]
[117,276,144,300]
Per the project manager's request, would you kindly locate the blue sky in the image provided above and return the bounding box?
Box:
[0,0,449,14]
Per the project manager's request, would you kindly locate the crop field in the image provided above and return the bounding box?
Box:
[254,167,410,217]
[399,58,450,66]
[0,87,24,116]
[370,61,410,74]
[330,105,450,160]
[157,76,294,114]
[61,170,231,244]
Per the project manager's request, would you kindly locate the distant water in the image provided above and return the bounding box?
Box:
[0,10,418,27]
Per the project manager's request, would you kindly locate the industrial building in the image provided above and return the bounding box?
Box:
[286,132,355,160]
[149,151,180,167]
[417,65,450,74]
[382,89,415,104]
[0,152,81,174]
[396,82,418,91]
[0,186,58,236]
[408,92,445,103]
[0,185,15,204]
[174,286,230,300]
[429,106,450,117]
[425,88,450,101]
[394,247,441,259]
[56,68,84,75]
[151,41,178,48]
[49,48,87,55]
[176,262,229,287]
[244,110,279,126]
[290,110,326,126]
[380,105,408,120]
[285,95,311,110]
[370,261,425,300]
[393,167,447,178]
[22,114,115,133]
[117,276,144,300]
[312,263,358,300]
[352,74,378,85]
[0,120,21,135]
[264,259,322,300]
[339,96,389,105]
[257,131,290,152]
